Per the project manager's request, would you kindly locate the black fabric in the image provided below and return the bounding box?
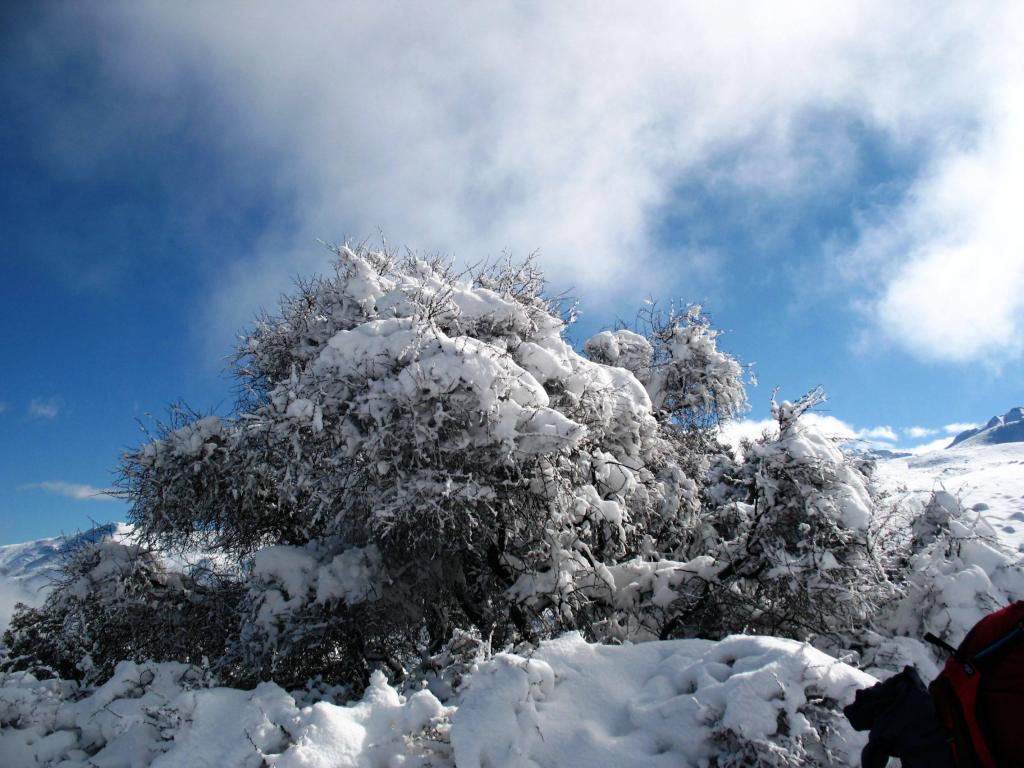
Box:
[844,666,956,768]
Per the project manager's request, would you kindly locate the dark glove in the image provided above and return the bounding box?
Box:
[844,666,955,768]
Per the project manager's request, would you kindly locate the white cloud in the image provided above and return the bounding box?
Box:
[858,425,899,443]
[905,436,955,455]
[28,397,61,420]
[38,2,1021,362]
[944,422,979,434]
[720,414,956,454]
[718,418,780,449]
[807,415,861,443]
[720,413,875,449]
[20,481,115,501]
[843,5,1024,364]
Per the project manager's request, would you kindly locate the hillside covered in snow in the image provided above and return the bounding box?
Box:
[875,440,1024,553]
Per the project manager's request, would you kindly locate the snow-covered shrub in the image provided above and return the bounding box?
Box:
[584,304,749,429]
[647,390,892,645]
[883,489,1024,650]
[910,488,960,552]
[220,540,398,689]
[117,247,727,687]
[707,390,889,640]
[418,628,492,703]
[2,537,239,684]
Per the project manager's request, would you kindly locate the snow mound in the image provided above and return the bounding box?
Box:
[452,632,872,767]
[0,662,452,768]
[0,633,875,768]
[948,406,1024,448]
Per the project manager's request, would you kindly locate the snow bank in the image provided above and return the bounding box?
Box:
[0,632,876,768]
[0,662,451,768]
[452,632,872,768]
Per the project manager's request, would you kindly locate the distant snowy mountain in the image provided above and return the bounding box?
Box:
[948,406,1024,448]
[0,523,130,633]
[846,446,912,461]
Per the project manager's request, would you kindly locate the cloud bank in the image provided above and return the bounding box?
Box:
[28,1,1024,364]
[720,413,997,456]
[944,422,980,434]
[846,43,1024,364]
[719,413,954,456]
[720,413,894,450]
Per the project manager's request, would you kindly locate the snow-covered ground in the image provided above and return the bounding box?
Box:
[0,633,872,768]
[875,441,1024,553]
[451,633,871,767]
[2,440,1022,766]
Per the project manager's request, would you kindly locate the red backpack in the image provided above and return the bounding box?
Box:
[927,601,1024,767]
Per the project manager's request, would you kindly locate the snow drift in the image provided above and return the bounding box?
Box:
[0,633,872,768]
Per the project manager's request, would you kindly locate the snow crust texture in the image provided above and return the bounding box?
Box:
[1,634,872,768]
[452,633,870,768]
[0,662,450,768]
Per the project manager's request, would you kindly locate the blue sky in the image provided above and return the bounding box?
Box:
[2,2,1022,544]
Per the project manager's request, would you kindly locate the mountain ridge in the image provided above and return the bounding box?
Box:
[948,406,1024,448]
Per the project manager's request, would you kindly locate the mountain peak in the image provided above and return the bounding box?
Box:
[948,407,1024,448]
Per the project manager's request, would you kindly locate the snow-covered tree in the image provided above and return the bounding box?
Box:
[720,389,888,638]
[117,247,720,687]
[12,243,903,698]
[883,489,1024,650]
